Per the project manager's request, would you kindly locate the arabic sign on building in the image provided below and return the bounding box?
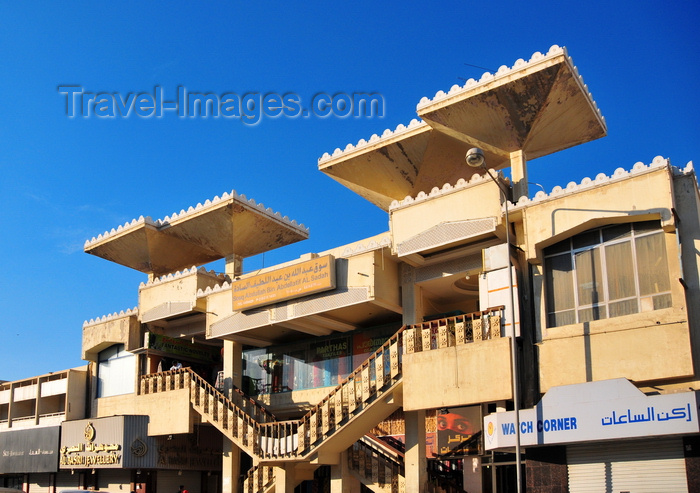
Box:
[145,332,221,364]
[437,406,481,456]
[0,426,60,473]
[484,378,699,450]
[60,416,157,469]
[155,426,222,470]
[232,255,336,311]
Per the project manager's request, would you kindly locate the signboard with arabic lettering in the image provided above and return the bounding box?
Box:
[232,255,335,311]
[0,426,60,473]
[437,406,482,456]
[60,416,158,469]
[484,378,700,450]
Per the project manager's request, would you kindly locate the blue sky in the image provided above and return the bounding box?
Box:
[1,1,698,382]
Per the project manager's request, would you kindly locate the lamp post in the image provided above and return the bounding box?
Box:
[466,148,522,493]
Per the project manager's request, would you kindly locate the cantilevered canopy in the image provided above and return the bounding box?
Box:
[84,191,309,276]
[318,45,606,211]
[416,45,606,160]
[318,120,491,211]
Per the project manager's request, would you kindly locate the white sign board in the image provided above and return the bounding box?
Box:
[484,378,699,450]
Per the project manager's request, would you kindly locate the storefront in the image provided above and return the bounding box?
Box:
[60,416,222,493]
[0,426,60,491]
[484,378,700,491]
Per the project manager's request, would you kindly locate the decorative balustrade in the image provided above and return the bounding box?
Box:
[242,464,274,493]
[349,435,405,493]
[296,325,405,457]
[137,307,503,491]
[403,306,504,354]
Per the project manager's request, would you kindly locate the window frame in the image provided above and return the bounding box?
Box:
[544,221,672,328]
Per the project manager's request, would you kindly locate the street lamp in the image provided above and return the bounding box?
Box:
[466,147,522,493]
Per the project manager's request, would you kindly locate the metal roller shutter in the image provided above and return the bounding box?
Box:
[568,438,688,493]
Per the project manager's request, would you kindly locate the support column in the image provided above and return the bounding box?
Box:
[404,410,427,493]
[510,150,528,202]
[222,340,243,493]
[225,254,244,278]
[274,465,298,493]
[330,452,361,493]
[401,265,423,325]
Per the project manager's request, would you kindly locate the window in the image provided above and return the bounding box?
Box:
[544,221,672,328]
[97,344,135,397]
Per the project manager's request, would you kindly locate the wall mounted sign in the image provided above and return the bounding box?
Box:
[145,332,221,363]
[484,378,699,450]
[232,255,335,311]
[60,415,157,469]
[0,426,60,473]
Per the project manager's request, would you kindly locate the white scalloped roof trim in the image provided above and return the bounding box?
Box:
[388,171,506,211]
[318,118,427,164]
[83,307,138,328]
[198,280,232,297]
[416,45,605,128]
[512,156,675,208]
[139,266,230,288]
[84,190,309,248]
[339,234,392,258]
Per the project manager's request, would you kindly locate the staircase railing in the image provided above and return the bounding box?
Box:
[241,464,275,493]
[403,307,504,354]
[349,435,405,493]
[295,324,405,457]
[137,307,504,490]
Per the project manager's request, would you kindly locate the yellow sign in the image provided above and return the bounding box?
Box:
[233,255,335,311]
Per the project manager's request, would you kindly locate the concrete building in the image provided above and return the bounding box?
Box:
[2,45,699,493]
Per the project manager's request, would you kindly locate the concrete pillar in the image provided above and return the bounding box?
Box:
[401,265,423,324]
[510,150,528,202]
[330,452,361,493]
[273,465,297,493]
[225,254,244,278]
[221,340,243,493]
[404,410,427,493]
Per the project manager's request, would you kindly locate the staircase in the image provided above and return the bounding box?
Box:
[139,324,406,462]
[348,435,405,493]
[139,307,503,492]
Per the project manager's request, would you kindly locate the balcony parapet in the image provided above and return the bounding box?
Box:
[139,267,229,323]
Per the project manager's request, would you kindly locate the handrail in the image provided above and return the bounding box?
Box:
[138,307,505,466]
[140,368,276,422]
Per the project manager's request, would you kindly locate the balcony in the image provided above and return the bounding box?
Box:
[139,266,228,323]
[402,307,513,410]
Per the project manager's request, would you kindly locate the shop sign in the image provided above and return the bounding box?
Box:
[145,332,221,363]
[484,378,700,450]
[60,421,122,467]
[437,406,481,456]
[311,337,349,361]
[60,416,157,469]
[0,426,60,473]
[232,255,335,311]
[155,430,222,470]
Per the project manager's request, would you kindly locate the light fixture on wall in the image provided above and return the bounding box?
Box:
[466,147,522,493]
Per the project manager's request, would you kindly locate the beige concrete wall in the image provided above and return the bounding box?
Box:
[672,171,700,383]
[538,319,693,391]
[390,178,503,250]
[66,367,88,420]
[139,269,223,315]
[402,338,512,410]
[82,314,141,361]
[94,389,193,436]
[520,167,675,263]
